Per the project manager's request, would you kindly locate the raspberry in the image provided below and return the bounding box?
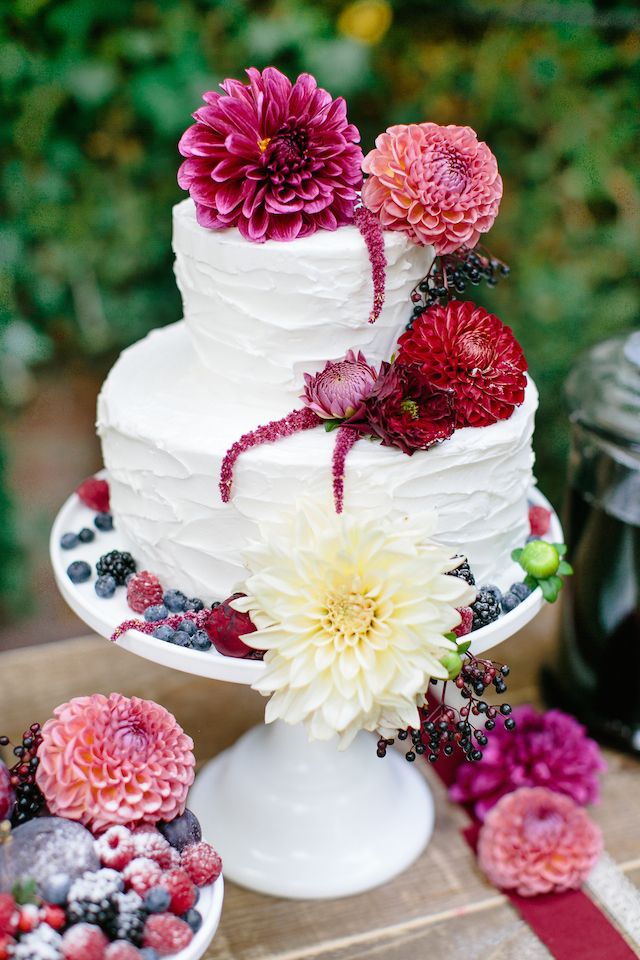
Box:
[180,842,223,887]
[40,904,66,931]
[122,858,162,898]
[76,477,110,514]
[132,830,174,870]
[105,941,143,960]
[0,934,15,960]
[453,605,473,638]
[158,869,196,915]
[0,895,17,938]
[61,922,108,960]
[143,914,193,956]
[94,826,136,870]
[17,904,40,934]
[126,572,164,615]
[529,504,551,538]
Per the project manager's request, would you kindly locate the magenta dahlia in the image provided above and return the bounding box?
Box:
[178,67,364,242]
[301,350,378,420]
[362,123,502,254]
[397,300,527,428]
[36,694,195,833]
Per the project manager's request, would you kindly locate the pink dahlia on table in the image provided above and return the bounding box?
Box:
[36,694,195,833]
[477,786,602,897]
[360,361,456,455]
[301,350,378,420]
[362,123,502,254]
[178,67,363,242]
[397,300,527,428]
[450,706,605,820]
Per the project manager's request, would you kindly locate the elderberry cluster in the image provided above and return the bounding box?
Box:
[408,246,510,324]
[0,723,46,825]
[376,655,514,765]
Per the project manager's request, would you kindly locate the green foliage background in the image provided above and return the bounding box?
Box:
[1,0,639,608]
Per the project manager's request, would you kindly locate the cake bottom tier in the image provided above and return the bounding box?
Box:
[98,322,538,602]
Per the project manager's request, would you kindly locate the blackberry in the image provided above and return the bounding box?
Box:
[66,869,122,929]
[96,550,136,586]
[482,583,503,603]
[108,890,147,946]
[448,556,476,586]
[470,588,501,630]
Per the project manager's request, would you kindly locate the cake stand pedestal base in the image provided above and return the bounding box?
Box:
[189,719,434,900]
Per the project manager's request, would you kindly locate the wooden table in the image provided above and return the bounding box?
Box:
[2,606,639,960]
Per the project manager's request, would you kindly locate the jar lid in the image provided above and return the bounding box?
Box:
[566,331,640,447]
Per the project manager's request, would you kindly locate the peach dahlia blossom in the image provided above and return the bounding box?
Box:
[362,123,502,254]
[36,694,195,833]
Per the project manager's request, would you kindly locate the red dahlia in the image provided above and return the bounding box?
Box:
[361,362,456,455]
[397,301,527,428]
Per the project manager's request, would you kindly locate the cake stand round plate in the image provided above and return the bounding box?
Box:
[176,877,223,960]
[51,485,562,899]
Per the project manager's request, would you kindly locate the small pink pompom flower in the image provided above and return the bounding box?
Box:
[477,786,603,897]
[36,694,195,833]
[301,350,378,420]
[362,123,502,254]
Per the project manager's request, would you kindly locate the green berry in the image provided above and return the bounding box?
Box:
[440,650,463,680]
[517,540,560,579]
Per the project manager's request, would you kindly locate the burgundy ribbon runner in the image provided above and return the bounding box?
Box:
[430,715,637,960]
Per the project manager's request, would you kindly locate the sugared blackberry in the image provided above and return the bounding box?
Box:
[96,550,136,586]
[448,556,476,586]
[471,589,501,630]
[107,890,147,946]
[66,869,122,929]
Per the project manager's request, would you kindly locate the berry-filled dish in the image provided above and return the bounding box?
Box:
[0,696,223,960]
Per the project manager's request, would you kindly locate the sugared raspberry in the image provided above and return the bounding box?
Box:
[158,869,196,915]
[132,829,174,869]
[41,904,66,931]
[143,913,193,956]
[0,933,16,960]
[0,895,17,937]
[61,922,109,960]
[529,504,552,537]
[76,476,110,514]
[17,903,40,934]
[180,841,223,887]
[105,941,143,960]
[454,606,474,638]
[122,857,162,897]
[126,572,164,615]
[94,825,136,870]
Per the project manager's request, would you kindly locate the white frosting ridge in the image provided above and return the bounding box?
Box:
[172,199,433,418]
[98,322,537,603]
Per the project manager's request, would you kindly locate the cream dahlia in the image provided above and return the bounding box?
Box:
[233,502,476,746]
[36,694,195,833]
[362,123,502,254]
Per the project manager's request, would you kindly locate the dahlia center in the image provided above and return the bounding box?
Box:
[400,398,419,419]
[112,719,150,758]
[267,127,308,169]
[322,589,376,647]
[523,806,565,844]
[257,137,272,153]
[433,147,470,191]
[459,332,494,374]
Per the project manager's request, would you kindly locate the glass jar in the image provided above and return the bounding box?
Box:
[543,331,640,753]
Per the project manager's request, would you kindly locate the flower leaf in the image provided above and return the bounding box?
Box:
[558,560,573,576]
[324,418,344,432]
[511,548,523,562]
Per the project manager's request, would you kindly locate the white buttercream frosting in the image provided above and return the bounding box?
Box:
[172,198,432,418]
[98,321,537,603]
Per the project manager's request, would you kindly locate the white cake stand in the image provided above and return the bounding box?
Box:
[51,487,562,900]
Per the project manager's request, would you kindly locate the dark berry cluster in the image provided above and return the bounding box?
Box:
[96,550,137,585]
[376,654,514,765]
[0,723,46,825]
[408,245,510,324]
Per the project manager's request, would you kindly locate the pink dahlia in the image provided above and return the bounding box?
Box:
[36,694,195,833]
[397,300,527,428]
[178,67,363,242]
[301,350,378,420]
[477,787,602,897]
[450,706,605,820]
[362,123,502,254]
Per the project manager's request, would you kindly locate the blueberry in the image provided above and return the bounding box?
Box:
[95,574,117,599]
[67,560,91,584]
[191,630,212,652]
[78,527,95,544]
[182,908,202,933]
[94,512,114,531]
[171,631,191,647]
[144,886,171,913]
[482,583,503,603]
[158,809,202,851]
[510,581,533,602]
[144,604,168,622]
[185,597,204,612]
[164,589,187,612]
[40,872,72,905]
[178,618,196,637]
[152,625,175,642]
[140,950,160,960]
[500,591,520,613]
[60,532,79,550]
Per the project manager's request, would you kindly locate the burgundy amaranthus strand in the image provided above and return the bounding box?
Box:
[332,426,360,514]
[220,407,321,502]
[111,608,213,642]
[354,205,387,324]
